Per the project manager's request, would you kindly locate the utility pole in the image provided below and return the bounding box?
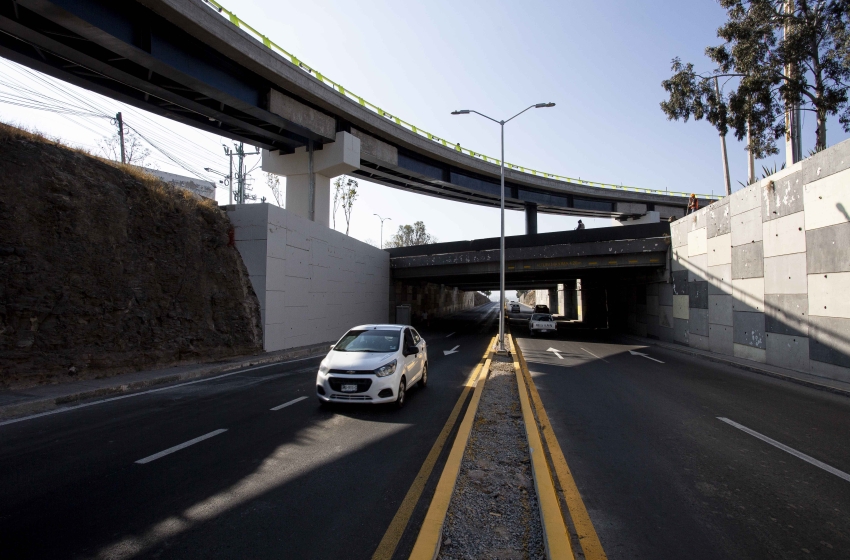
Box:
[747,121,756,185]
[228,142,260,204]
[714,78,732,195]
[116,112,126,164]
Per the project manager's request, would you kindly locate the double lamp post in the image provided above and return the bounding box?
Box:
[451,102,555,353]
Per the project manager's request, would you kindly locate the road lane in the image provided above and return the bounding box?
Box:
[515,330,850,560]
[0,303,499,560]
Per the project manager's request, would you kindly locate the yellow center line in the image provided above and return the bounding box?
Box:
[514,340,608,560]
[371,337,495,560]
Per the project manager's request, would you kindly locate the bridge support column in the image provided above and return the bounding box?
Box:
[548,287,559,315]
[261,131,360,227]
[524,202,538,235]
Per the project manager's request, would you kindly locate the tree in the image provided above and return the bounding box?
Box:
[331,175,359,235]
[384,221,437,248]
[98,130,152,167]
[266,173,283,207]
[661,0,850,157]
[333,175,358,234]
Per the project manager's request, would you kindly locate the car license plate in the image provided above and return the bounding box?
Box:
[341,384,357,392]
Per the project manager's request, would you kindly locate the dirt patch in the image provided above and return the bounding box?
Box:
[0,123,262,389]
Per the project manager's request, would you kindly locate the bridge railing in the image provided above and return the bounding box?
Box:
[201,0,721,201]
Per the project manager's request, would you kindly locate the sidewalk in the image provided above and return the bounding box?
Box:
[0,342,330,421]
[621,334,850,398]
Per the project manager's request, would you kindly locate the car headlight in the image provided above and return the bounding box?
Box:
[318,361,329,375]
[374,359,397,377]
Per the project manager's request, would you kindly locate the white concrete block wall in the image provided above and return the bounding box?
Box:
[666,138,850,383]
[226,203,389,352]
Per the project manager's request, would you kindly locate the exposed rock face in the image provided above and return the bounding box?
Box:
[0,124,263,389]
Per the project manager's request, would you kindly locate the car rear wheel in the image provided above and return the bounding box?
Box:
[418,364,428,388]
[395,378,407,409]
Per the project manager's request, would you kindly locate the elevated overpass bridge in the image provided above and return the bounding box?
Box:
[388,222,672,327]
[0,0,718,229]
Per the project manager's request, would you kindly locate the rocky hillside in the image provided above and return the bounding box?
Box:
[0,124,262,389]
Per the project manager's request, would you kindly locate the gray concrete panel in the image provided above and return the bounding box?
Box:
[659,325,675,342]
[709,324,734,355]
[802,137,850,184]
[808,359,850,384]
[659,305,674,328]
[685,208,707,231]
[765,333,809,372]
[673,270,689,296]
[690,333,710,350]
[732,242,764,279]
[709,295,734,327]
[763,253,808,295]
[731,206,763,247]
[733,311,766,349]
[762,170,803,222]
[673,318,689,344]
[707,201,731,238]
[689,281,708,309]
[647,320,661,339]
[690,308,709,337]
[646,295,659,316]
[659,283,674,306]
[806,221,850,274]
[764,294,808,336]
[730,182,761,216]
[809,315,850,368]
[707,264,732,295]
[672,219,689,248]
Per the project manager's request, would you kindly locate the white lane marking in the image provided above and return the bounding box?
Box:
[580,347,609,363]
[0,358,321,428]
[443,345,460,356]
[270,396,308,411]
[135,429,227,464]
[718,417,850,483]
[446,332,456,338]
[628,349,665,363]
[547,347,564,360]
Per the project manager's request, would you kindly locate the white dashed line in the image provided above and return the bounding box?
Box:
[270,396,308,411]
[135,429,227,464]
[718,417,850,483]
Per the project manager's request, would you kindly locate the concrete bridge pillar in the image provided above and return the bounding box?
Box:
[548,287,559,315]
[524,202,538,235]
[261,131,360,227]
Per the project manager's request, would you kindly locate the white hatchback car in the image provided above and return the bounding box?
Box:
[316,324,428,407]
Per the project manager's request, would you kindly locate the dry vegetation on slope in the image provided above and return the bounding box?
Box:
[0,123,262,389]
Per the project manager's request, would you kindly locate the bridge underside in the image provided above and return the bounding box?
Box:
[0,0,705,218]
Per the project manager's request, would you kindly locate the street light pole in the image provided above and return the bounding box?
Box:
[374,214,391,249]
[452,102,555,352]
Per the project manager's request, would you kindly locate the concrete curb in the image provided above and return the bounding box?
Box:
[509,335,575,560]
[620,335,850,399]
[0,342,331,422]
[409,337,495,560]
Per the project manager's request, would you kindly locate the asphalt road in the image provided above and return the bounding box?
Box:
[515,328,850,560]
[0,303,500,560]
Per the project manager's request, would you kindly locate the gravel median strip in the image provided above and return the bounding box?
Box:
[439,352,545,560]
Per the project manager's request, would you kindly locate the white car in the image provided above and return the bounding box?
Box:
[316,324,427,407]
[529,313,556,336]
[509,303,521,313]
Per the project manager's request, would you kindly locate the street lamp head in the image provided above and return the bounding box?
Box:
[451,110,471,115]
[204,167,212,172]
[535,102,556,108]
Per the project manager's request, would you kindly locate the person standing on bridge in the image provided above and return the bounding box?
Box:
[687,194,699,215]
[575,220,585,230]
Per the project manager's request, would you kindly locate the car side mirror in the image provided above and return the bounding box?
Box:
[329,344,335,350]
[407,346,419,355]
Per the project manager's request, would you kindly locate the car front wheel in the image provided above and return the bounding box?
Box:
[395,378,407,409]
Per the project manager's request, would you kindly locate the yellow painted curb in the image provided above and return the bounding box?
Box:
[514,339,608,560]
[509,335,575,560]
[408,337,495,560]
[373,337,494,560]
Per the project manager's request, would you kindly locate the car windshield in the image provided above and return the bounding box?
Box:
[531,314,554,321]
[334,329,400,352]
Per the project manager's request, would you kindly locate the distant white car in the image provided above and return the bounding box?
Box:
[316,324,427,408]
[529,313,556,336]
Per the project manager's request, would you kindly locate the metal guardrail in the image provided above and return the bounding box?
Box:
[201,0,722,201]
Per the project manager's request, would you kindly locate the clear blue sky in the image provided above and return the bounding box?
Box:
[0,0,846,248]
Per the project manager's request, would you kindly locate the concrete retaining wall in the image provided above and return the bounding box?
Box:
[628,138,850,384]
[225,203,389,351]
